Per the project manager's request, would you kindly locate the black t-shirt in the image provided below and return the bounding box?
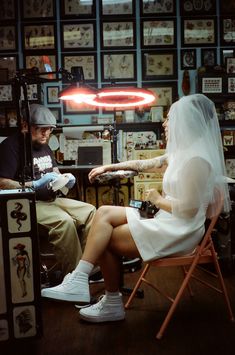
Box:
[0,132,57,200]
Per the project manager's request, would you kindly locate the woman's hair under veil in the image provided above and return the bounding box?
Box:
[165,94,230,218]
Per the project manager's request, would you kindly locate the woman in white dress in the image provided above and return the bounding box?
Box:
[41,94,230,323]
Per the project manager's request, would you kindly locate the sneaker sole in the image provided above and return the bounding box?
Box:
[41,290,90,304]
[79,312,125,323]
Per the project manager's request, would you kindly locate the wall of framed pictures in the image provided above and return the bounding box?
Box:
[0,0,234,127]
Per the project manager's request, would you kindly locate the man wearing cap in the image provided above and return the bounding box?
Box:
[0,104,96,277]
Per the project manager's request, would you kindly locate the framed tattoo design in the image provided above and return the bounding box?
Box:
[180,0,216,16]
[100,0,135,17]
[101,52,136,82]
[141,18,176,48]
[20,84,41,103]
[220,48,235,66]
[20,0,56,20]
[61,21,96,51]
[201,48,217,67]
[47,86,60,104]
[227,77,235,94]
[142,82,178,108]
[22,23,56,51]
[182,18,217,47]
[0,24,17,52]
[226,57,235,74]
[101,20,135,49]
[0,0,17,21]
[62,54,97,83]
[24,52,58,80]
[0,84,14,105]
[63,85,98,114]
[198,76,223,94]
[142,50,177,80]
[220,17,235,46]
[60,0,96,19]
[0,55,18,79]
[181,49,196,70]
[140,0,176,16]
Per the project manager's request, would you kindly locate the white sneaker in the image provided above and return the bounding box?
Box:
[41,270,90,304]
[79,294,125,323]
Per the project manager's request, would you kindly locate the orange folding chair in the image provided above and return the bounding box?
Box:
[125,189,235,339]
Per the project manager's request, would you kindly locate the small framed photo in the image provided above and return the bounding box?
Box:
[62,54,97,83]
[141,18,176,48]
[101,20,135,49]
[201,77,223,94]
[140,0,176,16]
[220,48,235,66]
[0,55,18,80]
[142,82,178,108]
[227,77,235,94]
[0,0,17,21]
[201,48,217,67]
[60,0,96,18]
[181,49,196,69]
[180,0,216,16]
[220,17,235,46]
[0,25,17,52]
[226,57,235,74]
[21,0,56,20]
[22,23,56,51]
[49,107,62,123]
[47,86,60,104]
[182,18,216,47]
[101,52,136,82]
[0,84,13,104]
[24,52,58,80]
[61,21,96,51]
[142,50,177,80]
[100,0,135,17]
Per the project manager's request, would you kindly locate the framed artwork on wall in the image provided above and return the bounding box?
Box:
[20,84,41,103]
[220,17,235,46]
[182,18,217,47]
[0,0,17,21]
[140,0,176,16]
[0,84,13,104]
[220,49,235,66]
[0,25,17,52]
[226,58,235,74]
[60,0,96,18]
[201,77,223,94]
[180,0,216,16]
[21,0,56,20]
[49,107,62,123]
[47,86,60,104]
[141,18,176,48]
[101,20,135,49]
[227,77,235,94]
[22,23,56,51]
[201,48,217,67]
[142,50,177,80]
[0,55,18,79]
[62,54,97,82]
[61,21,96,51]
[63,84,98,114]
[100,0,135,17]
[180,49,196,69]
[101,52,136,81]
[142,82,178,108]
[24,52,58,80]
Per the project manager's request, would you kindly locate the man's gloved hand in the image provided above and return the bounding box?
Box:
[64,173,76,189]
[32,172,59,190]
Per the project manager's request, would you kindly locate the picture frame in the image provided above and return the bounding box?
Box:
[182,18,217,47]
[220,17,235,46]
[201,48,217,67]
[0,55,18,80]
[101,20,135,49]
[142,82,178,108]
[226,57,235,74]
[0,0,17,21]
[201,77,223,94]
[63,85,98,114]
[180,49,196,70]
[62,54,97,83]
[0,24,17,52]
[61,21,96,51]
[49,107,62,123]
[141,18,176,48]
[47,86,60,104]
[101,52,136,82]
[20,84,41,103]
[24,52,58,80]
[140,0,176,16]
[100,0,135,17]
[60,0,96,19]
[227,77,235,94]
[21,0,56,20]
[0,84,14,104]
[180,0,216,16]
[22,23,56,51]
[220,49,235,66]
[142,50,177,80]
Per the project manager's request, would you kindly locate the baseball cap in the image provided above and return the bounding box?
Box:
[29,104,57,128]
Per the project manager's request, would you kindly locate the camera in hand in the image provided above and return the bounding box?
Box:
[129,199,158,218]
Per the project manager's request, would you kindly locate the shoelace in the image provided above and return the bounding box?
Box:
[90,295,106,311]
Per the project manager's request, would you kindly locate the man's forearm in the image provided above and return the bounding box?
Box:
[0,178,33,189]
